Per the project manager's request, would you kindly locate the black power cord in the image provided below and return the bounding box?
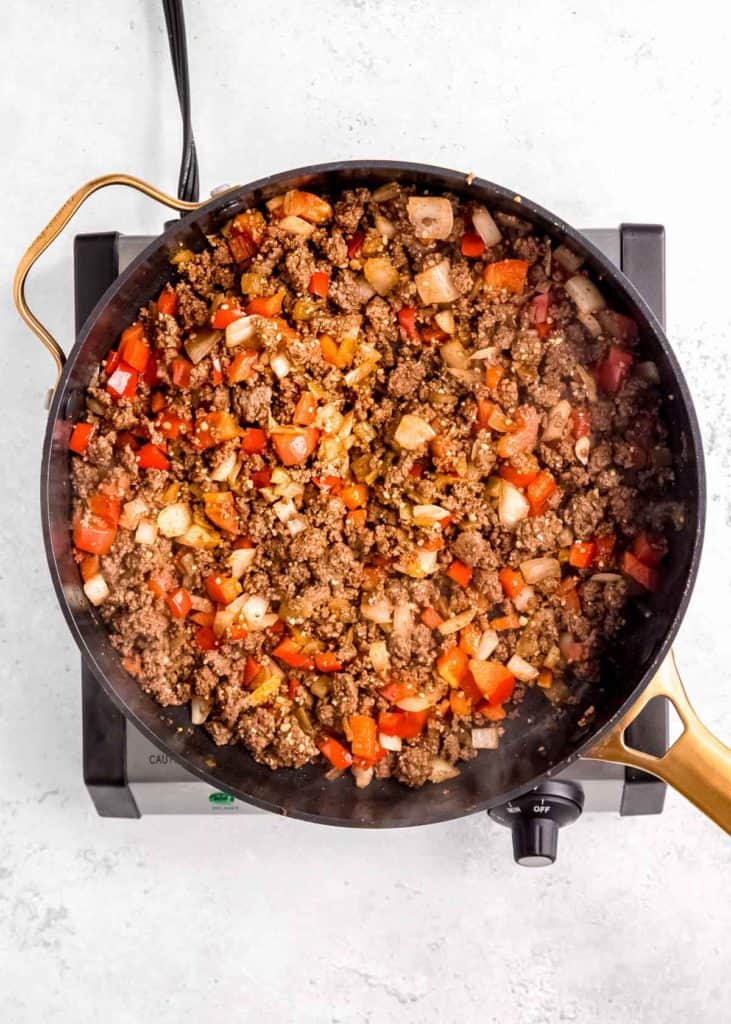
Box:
[162,0,199,205]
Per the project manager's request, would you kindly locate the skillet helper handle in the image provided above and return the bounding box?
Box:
[12,173,200,387]
[586,651,731,834]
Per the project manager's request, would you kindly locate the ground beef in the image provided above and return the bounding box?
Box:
[69,182,679,790]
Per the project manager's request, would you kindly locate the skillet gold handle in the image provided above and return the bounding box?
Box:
[586,651,731,834]
[12,173,201,387]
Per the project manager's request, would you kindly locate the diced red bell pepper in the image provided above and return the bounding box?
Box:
[227,350,258,385]
[190,610,215,627]
[73,516,116,555]
[69,422,94,454]
[272,637,315,670]
[436,647,469,687]
[204,574,242,605]
[497,407,540,459]
[485,365,504,390]
[211,355,223,386]
[105,349,121,377]
[526,470,557,515]
[243,656,263,687]
[397,307,420,341]
[142,351,158,388]
[171,356,193,388]
[558,577,581,613]
[211,305,244,329]
[409,459,426,479]
[314,651,343,673]
[469,661,515,705]
[570,407,591,439]
[483,259,529,294]
[203,491,239,533]
[490,613,521,631]
[499,459,539,488]
[251,467,272,488]
[106,361,138,400]
[631,532,668,567]
[530,291,551,325]
[341,483,368,510]
[228,229,258,263]
[450,690,472,716]
[194,626,218,651]
[598,345,633,395]
[420,606,444,629]
[293,393,318,426]
[380,681,415,704]
[241,427,267,454]
[349,715,380,762]
[115,430,141,451]
[136,443,170,471]
[157,286,178,318]
[317,735,353,770]
[147,573,168,599]
[346,232,364,259]
[459,622,482,657]
[308,271,330,298]
[446,560,472,588]
[194,411,241,450]
[461,232,486,258]
[88,493,121,528]
[377,710,428,740]
[246,290,285,318]
[156,409,191,441]
[166,587,192,619]
[621,551,659,591]
[480,703,507,721]
[499,566,526,600]
[79,554,100,582]
[119,324,150,372]
[270,426,320,466]
[569,541,596,569]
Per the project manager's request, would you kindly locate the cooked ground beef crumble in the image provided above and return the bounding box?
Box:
[68,183,680,789]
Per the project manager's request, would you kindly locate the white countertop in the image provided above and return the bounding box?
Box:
[1,1,730,1020]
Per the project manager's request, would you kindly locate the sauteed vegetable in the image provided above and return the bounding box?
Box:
[69,183,680,787]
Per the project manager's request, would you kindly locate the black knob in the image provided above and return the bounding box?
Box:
[488,780,584,867]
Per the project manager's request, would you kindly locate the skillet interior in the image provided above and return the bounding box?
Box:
[42,161,704,826]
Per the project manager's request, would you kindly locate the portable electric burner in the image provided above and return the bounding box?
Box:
[76,220,670,863]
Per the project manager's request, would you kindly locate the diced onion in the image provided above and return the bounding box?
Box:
[396,695,433,712]
[372,181,399,203]
[471,727,499,750]
[225,316,259,349]
[554,245,584,273]
[435,310,455,334]
[471,206,502,248]
[544,645,561,670]
[470,346,498,361]
[578,311,602,338]
[157,502,193,538]
[134,517,158,546]
[374,212,396,239]
[412,504,450,527]
[397,547,439,578]
[279,215,315,237]
[83,573,109,606]
[636,361,660,384]
[273,499,297,523]
[191,696,212,725]
[190,595,214,613]
[185,328,221,365]
[394,414,436,450]
[241,595,269,628]
[392,601,413,642]
[119,498,147,531]
[475,629,499,661]
[407,196,454,240]
[230,547,256,578]
[575,364,598,402]
[507,654,539,682]
[210,450,238,483]
[591,572,623,583]
[542,400,572,442]
[379,732,402,752]
[520,557,561,583]
[369,640,391,679]
[364,257,398,296]
[429,757,460,783]
[514,585,536,612]
[361,594,393,623]
[415,259,459,304]
[438,609,476,636]
[440,340,471,369]
[270,351,291,379]
[287,517,306,536]
[352,765,374,789]
[575,437,591,465]
[498,480,530,528]
[213,606,236,638]
[565,275,606,315]
[178,522,220,550]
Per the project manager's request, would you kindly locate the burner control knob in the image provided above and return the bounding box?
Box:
[488,780,584,867]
